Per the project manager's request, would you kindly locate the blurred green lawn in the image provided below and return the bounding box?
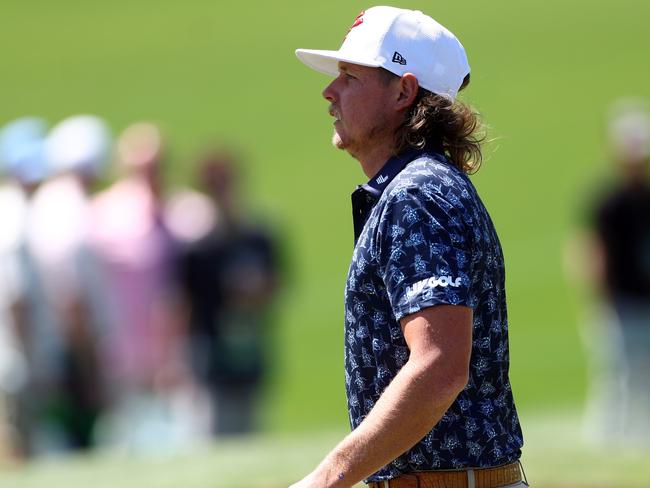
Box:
[1,0,650,485]
[2,411,649,487]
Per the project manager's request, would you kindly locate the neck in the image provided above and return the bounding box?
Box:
[354,143,395,179]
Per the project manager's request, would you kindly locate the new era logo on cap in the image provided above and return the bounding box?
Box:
[392,51,406,65]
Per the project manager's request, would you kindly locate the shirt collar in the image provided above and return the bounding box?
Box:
[359,148,433,198]
[351,148,440,245]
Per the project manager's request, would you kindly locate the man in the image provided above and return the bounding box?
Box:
[178,151,280,436]
[292,6,526,488]
[0,117,49,458]
[28,115,112,452]
[581,101,650,444]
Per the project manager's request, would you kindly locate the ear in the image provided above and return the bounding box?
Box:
[395,73,419,111]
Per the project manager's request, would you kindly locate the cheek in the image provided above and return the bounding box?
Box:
[368,99,393,127]
[341,94,364,121]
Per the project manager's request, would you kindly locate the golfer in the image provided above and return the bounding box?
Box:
[292,6,527,488]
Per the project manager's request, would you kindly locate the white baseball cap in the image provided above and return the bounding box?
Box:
[607,99,650,162]
[295,6,470,100]
[46,115,112,177]
[0,117,49,184]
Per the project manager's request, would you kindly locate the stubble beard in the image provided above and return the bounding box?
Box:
[332,129,360,160]
[331,123,389,161]
[332,130,345,150]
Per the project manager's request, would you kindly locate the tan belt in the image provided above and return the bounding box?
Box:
[367,461,522,488]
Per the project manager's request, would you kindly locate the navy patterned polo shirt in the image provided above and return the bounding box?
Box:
[344,150,523,482]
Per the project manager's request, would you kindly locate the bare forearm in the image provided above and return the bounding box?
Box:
[301,357,465,488]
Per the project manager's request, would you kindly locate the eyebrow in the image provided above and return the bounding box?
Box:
[338,62,365,78]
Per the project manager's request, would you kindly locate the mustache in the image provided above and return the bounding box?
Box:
[328,105,339,118]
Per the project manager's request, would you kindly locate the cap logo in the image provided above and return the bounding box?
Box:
[344,11,365,40]
[349,11,365,30]
[392,52,407,65]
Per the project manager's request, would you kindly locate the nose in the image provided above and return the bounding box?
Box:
[322,78,338,103]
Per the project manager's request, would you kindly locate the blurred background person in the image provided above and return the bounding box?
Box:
[90,122,196,452]
[0,117,50,459]
[590,101,650,445]
[25,115,112,455]
[175,149,280,436]
[567,100,650,447]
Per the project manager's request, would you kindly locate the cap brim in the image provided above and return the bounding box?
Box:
[295,48,382,77]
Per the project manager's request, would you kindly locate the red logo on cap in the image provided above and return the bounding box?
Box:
[344,11,364,40]
[350,11,365,30]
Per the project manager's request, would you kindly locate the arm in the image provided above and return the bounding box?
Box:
[290,304,473,488]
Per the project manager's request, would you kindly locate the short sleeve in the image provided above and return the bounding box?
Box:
[375,184,474,321]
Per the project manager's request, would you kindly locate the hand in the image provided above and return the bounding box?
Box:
[288,472,319,488]
[289,471,353,488]
[289,470,343,488]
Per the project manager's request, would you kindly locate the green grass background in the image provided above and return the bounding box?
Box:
[2,413,649,487]
[1,0,650,485]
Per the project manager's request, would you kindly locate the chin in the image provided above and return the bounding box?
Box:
[332,131,346,150]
